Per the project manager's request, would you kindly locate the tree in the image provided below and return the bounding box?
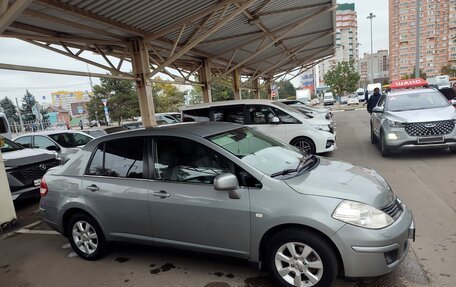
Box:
[440,64,456,77]
[275,80,296,99]
[21,90,37,122]
[408,68,427,79]
[211,81,234,102]
[89,76,139,124]
[188,85,203,105]
[152,80,186,112]
[0,96,19,123]
[323,61,360,96]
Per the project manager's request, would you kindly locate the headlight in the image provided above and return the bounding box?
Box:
[314,125,331,132]
[388,119,406,128]
[332,200,394,229]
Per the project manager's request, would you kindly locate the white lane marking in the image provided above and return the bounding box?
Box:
[67,252,78,258]
[16,229,59,235]
[62,243,72,249]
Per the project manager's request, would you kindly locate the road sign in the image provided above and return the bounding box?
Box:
[101,99,108,106]
[103,106,109,112]
[77,106,84,114]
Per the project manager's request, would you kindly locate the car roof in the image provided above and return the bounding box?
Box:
[387,88,438,96]
[15,130,92,138]
[181,99,276,110]
[83,122,242,148]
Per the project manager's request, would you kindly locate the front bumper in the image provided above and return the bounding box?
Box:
[331,202,415,278]
[315,132,337,153]
[383,126,456,151]
[11,186,40,201]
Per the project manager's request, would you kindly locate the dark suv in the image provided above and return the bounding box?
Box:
[2,137,60,200]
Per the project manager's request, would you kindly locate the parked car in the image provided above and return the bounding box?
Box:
[14,130,94,162]
[347,94,360,105]
[356,88,365,102]
[40,122,415,287]
[182,100,336,154]
[290,105,335,133]
[370,88,456,156]
[340,96,348,104]
[1,137,60,200]
[280,100,332,121]
[51,122,69,130]
[89,120,106,128]
[0,112,12,139]
[323,92,335,106]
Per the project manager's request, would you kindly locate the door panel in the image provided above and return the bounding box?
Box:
[148,137,251,256]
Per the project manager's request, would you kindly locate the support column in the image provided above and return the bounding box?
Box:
[0,147,17,231]
[253,78,260,99]
[265,77,273,100]
[130,38,157,127]
[200,58,212,103]
[232,68,241,100]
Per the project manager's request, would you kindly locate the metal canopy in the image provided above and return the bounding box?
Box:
[1,0,336,84]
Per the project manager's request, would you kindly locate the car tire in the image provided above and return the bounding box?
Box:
[380,131,391,157]
[450,147,456,153]
[370,124,378,144]
[266,228,338,287]
[67,213,107,260]
[290,137,316,155]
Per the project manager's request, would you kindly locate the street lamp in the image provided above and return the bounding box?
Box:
[367,12,376,82]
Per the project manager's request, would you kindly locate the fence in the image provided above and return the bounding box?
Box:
[9,119,54,135]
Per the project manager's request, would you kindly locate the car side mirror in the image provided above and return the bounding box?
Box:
[372,107,384,113]
[214,173,240,199]
[270,116,280,124]
[46,145,60,151]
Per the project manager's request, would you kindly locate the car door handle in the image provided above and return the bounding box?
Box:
[86,184,100,192]
[152,190,170,198]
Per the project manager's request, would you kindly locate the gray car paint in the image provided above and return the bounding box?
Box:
[40,122,414,279]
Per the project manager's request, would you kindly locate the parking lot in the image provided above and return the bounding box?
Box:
[1,109,455,287]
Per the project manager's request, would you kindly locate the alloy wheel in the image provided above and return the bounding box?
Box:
[294,141,311,154]
[274,242,324,287]
[72,220,99,255]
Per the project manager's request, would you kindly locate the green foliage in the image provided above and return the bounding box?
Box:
[408,68,427,79]
[323,61,360,96]
[440,64,456,77]
[211,81,234,102]
[275,80,296,99]
[0,96,19,123]
[152,80,186,112]
[89,76,139,124]
[188,85,203,105]
[21,90,37,122]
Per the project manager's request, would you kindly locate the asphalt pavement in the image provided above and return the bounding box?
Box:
[1,109,455,287]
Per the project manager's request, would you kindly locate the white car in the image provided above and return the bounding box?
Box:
[323,93,335,105]
[347,94,360,105]
[290,105,335,133]
[182,99,336,154]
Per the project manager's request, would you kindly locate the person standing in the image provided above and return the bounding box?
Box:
[367,88,382,114]
[79,120,83,130]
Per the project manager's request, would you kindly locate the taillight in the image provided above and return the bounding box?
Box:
[40,177,48,197]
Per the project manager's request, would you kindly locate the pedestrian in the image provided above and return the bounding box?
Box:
[66,121,70,130]
[367,88,382,114]
[452,82,456,93]
[79,120,83,130]
[364,89,369,102]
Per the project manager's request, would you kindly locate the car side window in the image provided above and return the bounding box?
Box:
[182,108,210,122]
[377,96,386,108]
[73,133,92,146]
[154,137,230,184]
[86,137,144,178]
[246,105,276,124]
[15,136,32,148]
[270,107,300,124]
[211,105,245,124]
[34,136,56,149]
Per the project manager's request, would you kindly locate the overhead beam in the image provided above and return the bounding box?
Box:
[213,5,335,81]
[0,0,33,34]
[0,62,134,80]
[257,2,330,16]
[148,0,257,79]
[0,0,8,16]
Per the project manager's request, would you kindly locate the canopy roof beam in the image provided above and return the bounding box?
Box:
[0,0,33,33]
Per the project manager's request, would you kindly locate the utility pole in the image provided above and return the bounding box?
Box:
[415,0,421,78]
[367,12,376,83]
[14,97,24,132]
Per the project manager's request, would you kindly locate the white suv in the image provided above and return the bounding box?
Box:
[182,100,336,154]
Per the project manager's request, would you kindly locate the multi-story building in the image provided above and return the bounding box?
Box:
[318,3,359,84]
[389,0,456,80]
[51,91,92,116]
[359,50,390,83]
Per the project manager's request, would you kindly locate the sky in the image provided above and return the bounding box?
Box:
[0,0,389,105]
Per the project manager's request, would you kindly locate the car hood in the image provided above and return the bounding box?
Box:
[305,118,331,126]
[284,158,395,208]
[3,148,56,168]
[386,106,456,123]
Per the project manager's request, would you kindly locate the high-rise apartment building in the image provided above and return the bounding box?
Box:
[318,3,359,84]
[389,0,456,80]
[359,50,390,83]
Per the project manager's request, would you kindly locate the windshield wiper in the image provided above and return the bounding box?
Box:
[270,154,317,178]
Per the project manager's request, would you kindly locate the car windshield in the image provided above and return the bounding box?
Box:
[386,91,450,112]
[48,133,92,148]
[208,127,316,177]
[1,137,24,153]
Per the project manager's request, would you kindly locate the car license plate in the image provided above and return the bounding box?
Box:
[34,179,41,187]
[417,136,444,144]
